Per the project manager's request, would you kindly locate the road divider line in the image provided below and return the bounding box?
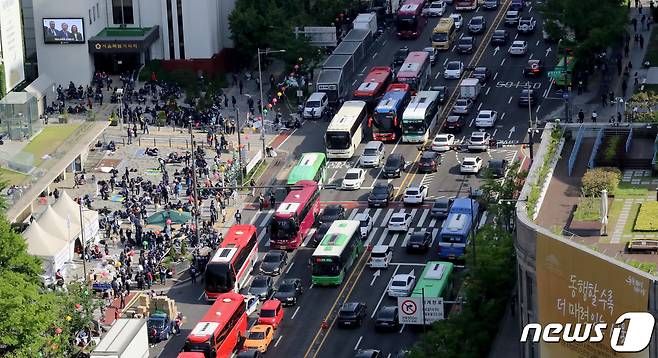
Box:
[493,72,498,80]
[352,79,358,86]
[514,33,518,40]
[478,102,483,111]
[291,306,301,320]
[257,229,268,246]
[376,228,390,246]
[275,336,284,348]
[529,53,534,60]
[443,58,449,65]
[430,228,439,247]
[508,96,513,104]
[469,118,475,127]
[536,104,542,113]
[372,52,378,59]
[501,112,506,119]
[399,324,406,334]
[361,65,367,74]
[401,229,414,247]
[435,72,441,79]
[302,228,316,247]
[536,40,540,46]
[365,227,379,246]
[371,265,400,318]
[500,58,506,66]
[286,262,295,274]
[354,336,363,351]
[493,128,498,137]
[486,87,491,95]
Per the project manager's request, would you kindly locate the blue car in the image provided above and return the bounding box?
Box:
[147,312,173,343]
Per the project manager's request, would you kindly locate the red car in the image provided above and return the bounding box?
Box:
[523,60,543,77]
[443,115,465,133]
[258,299,284,329]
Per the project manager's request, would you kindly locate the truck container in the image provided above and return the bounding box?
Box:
[323,54,356,80]
[353,13,378,35]
[90,319,149,358]
[316,69,348,104]
[342,29,373,52]
[333,40,365,67]
[459,78,481,100]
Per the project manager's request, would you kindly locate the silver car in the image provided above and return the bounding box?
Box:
[360,141,385,167]
[467,131,491,151]
[452,98,473,114]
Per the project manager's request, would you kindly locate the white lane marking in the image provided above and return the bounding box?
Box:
[329,170,338,182]
[469,117,475,127]
[389,262,428,266]
[309,283,314,289]
[285,261,295,274]
[486,87,491,95]
[371,139,402,185]
[301,228,315,247]
[429,217,438,227]
[372,208,383,224]
[542,88,548,97]
[478,211,488,229]
[508,96,513,104]
[258,211,274,226]
[291,306,301,320]
[361,66,367,74]
[529,6,533,11]
[365,227,380,246]
[492,128,498,137]
[275,335,284,347]
[544,80,554,98]
[514,33,518,40]
[348,209,360,220]
[376,228,390,246]
[459,33,464,39]
[353,79,359,86]
[389,232,401,247]
[443,58,449,65]
[198,291,205,301]
[401,229,414,247]
[382,210,395,227]
[529,53,534,60]
[477,102,483,111]
[536,40,540,46]
[501,112,506,120]
[536,104,542,113]
[430,228,439,247]
[493,72,498,80]
[435,72,441,79]
[372,52,378,59]
[399,324,406,333]
[417,209,429,227]
[500,58,506,66]
[452,45,457,52]
[372,265,400,318]
[257,229,268,246]
[354,336,363,350]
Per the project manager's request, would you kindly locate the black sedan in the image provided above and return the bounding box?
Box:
[518,89,538,107]
[429,85,447,104]
[248,275,274,301]
[406,231,432,252]
[338,302,367,327]
[393,46,409,66]
[260,250,288,276]
[319,204,346,225]
[273,278,303,306]
[312,223,331,244]
[368,182,394,207]
[490,29,509,45]
[375,306,401,331]
[456,37,475,54]
[488,159,508,178]
[470,66,491,84]
[523,59,544,77]
[417,151,441,173]
[443,115,465,133]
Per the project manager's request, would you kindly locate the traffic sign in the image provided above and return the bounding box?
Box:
[397,296,445,325]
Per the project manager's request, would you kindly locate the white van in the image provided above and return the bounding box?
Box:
[369,245,392,269]
[303,92,328,119]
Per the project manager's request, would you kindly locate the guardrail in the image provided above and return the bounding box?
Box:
[626,127,633,153]
[588,128,605,169]
[568,125,585,176]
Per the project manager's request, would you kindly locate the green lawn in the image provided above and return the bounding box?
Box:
[23,124,81,165]
[614,183,649,198]
[573,197,600,221]
[624,203,642,236]
[0,168,28,186]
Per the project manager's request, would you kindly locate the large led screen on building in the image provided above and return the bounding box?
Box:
[0,0,25,93]
[536,233,651,357]
[42,18,85,44]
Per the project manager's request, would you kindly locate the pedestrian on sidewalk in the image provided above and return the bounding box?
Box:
[258,193,265,210]
[235,210,242,224]
[232,96,237,110]
[635,72,640,86]
[119,289,126,309]
[617,58,623,75]
[591,110,598,123]
[221,205,226,223]
[127,127,132,144]
[625,43,630,57]
[577,109,585,123]
[633,17,638,32]
[601,93,608,107]
[640,34,645,48]
[239,80,244,95]
[250,179,256,196]
[622,79,629,96]
[618,112,623,123]
[269,192,276,208]
[635,33,640,47]
[232,73,238,86]
[609,90,615,103]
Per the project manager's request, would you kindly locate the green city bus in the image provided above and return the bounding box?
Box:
[287,152,327,185]
[311,220,364,286]
[410,261,455,324]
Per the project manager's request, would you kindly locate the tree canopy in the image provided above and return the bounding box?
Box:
[540,0,628,58]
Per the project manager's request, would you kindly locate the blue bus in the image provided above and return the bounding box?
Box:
[438,198,479,260]
[369,83,411,142]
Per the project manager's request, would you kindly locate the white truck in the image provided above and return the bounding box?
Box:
[353,13,378,35]
[459,78,481,100]
[90,319,149,358]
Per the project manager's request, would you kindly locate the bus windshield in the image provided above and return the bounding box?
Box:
[397,16,417,31]
[184,341,212,355]
[373,112,395,130]
[403,121,425,134]
[205,263,234,293]
[326,132,351,149]
[270,218,297,239]
[432,32,448,42]
[312,261,341,276]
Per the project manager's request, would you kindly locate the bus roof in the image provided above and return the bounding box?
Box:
[440,212,472,237]
[412,261,454,298]
[327,101,367,132]
[209,247,238,263]
[187,292,244,343]
[397,51,429,79]
[221,225,258,248]
[275,180,319,219]
[312,220,360,257]
[375,85,410,113]
[450,197,477,215]
[403,91,440,120]
[287,153,326,185]
[353,67,392,97]
[398,0,425,14]
[434,17,454,33]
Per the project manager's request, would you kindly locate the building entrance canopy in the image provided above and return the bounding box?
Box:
[88,26,159,54]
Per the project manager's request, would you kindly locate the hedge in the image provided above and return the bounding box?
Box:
[581,167,621,197]
[573,196,600,221]
[527,128,564,218]
[634,201,658,231]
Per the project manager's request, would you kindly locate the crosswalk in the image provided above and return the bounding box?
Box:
[248,207,445,249]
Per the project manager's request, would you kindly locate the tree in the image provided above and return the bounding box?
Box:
[480,159,526,231]
[540,0,628,58]
[0,219,42,282]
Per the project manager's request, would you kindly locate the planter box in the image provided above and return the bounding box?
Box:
[567,205,601,236]
[595,134,627,168]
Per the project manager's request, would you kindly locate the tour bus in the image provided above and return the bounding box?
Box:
[438,198,479,260]
[396,51,431,93]
[397,0,427,39]
[409,261,455,325]
[325,100,368,159]
[311,220,364,286]
[432,17,456,50]
[454,0,477,10]
[352,66,394,108]
[205,225,258,300]
[370,83,412,141]
[401,91,440,143]
[286,152,327,185]
[180,292,247,358]
[269,180,321,250]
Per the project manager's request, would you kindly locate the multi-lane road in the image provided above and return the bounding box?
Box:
[157,1,563,357]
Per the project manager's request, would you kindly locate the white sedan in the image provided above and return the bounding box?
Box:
[474,110,498,128]
[387,273,416,297]
[508,40,528,56]
[443,61,464,80]
[460,156,484,174]
[388,212,412,232]
[403,185,428,205]
[432,134,456,152]
[423,1,446,16]
[342,168,366,190]
[449,13,463,29]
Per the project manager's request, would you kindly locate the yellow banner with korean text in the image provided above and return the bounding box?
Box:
[536,233,651,358]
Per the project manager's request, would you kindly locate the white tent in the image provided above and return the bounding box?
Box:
[23,221,71,276]
[52,191,100,242]
[39,205,72,240]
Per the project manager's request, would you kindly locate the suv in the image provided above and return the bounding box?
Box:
[468,16,486,34]
[456,36,475,54]
[483,0,499,9]
[468,131,492,151]
[490,29,509,45]
[383,153,406,178]
[517,17,537,33]
[430,198,453,218]
[505,10,520,26]
[417,151,441,173]
[303,92,328,120]
[360,141,385,167]
[338,302,367,327]
[488,159,508,178]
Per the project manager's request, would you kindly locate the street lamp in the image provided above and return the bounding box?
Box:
[188,119,200,240]
[116,88,124,130]
[257,48,286,156]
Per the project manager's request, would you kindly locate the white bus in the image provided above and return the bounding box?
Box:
[325,100,368,159]
[401,91,440,143]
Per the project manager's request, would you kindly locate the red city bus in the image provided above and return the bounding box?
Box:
[454,0,477,10]
[205,225,258,300]
[269,180,320,250]
[180,292,247,358]
[396,51,431,93]
[397,0,427,39]
[352,67,393,108]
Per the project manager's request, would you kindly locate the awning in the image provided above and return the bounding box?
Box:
[24,74,56,100]
[88,26,160,53]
